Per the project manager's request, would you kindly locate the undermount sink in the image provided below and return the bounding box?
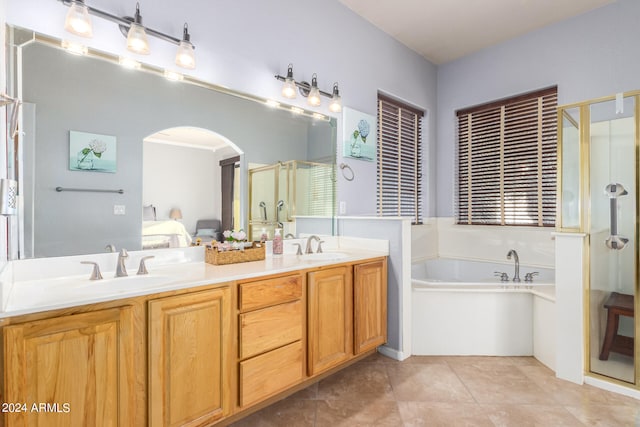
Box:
[301,252,350,262]
[6,274,174,312]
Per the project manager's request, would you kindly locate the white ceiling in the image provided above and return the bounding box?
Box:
[338,0,616,64]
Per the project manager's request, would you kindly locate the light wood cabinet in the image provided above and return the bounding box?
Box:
[3,306,136,427]
[237,273,304,408]
[1,256,387,426]
[239,341,303,407]
[307,265,353,376]
[354,259,388,354]
[148,287,231,427]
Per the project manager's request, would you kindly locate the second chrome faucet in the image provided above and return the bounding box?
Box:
[506,249,520,282]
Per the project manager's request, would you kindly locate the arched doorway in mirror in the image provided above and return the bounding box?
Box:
[142,126,243,249]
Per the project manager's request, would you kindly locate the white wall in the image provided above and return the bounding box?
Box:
[5,0,438,219]
[437,0,640,217]
[143,142,219,234]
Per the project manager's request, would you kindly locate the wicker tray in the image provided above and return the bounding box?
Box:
[205,241,265,265]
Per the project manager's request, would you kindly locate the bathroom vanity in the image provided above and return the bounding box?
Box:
[0,248,387,426]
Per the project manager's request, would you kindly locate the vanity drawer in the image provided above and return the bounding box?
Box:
[239,300,302,359]
[239,340,303,408]
[238,274,302,312]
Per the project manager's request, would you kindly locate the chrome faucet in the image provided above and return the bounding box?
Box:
[506,249,520,282]
[115,248,128,277]
[305,235,321,254]
[81,261,103,280]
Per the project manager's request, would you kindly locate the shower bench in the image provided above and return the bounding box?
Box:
[599,292,634,361]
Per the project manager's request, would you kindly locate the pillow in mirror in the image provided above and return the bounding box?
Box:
[195,228,216,237]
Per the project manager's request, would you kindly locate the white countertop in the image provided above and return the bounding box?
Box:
[1,240,388,319]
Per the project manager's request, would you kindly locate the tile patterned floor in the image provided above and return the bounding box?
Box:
[230,354,640,427]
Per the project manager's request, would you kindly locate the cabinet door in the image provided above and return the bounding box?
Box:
[354,259,388,354]
[4,306,136,427]
[148,287,231,427]
[307,266,352,376]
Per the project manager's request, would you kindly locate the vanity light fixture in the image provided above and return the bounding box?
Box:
[64,0,93,37]
[58,0,196,69]
[307,74,322,107]
[281,64,297,99]
[329,83,342,113]
[125,3,149,55]
[175,24,196,69]
[275,64,342,112]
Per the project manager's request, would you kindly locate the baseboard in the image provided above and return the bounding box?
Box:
[377,345,409,361]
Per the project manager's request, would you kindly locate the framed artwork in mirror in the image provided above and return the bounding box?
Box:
[342,107,376,161]
[69,130,117,173]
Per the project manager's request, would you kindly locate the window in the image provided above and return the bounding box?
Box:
[456,86,557,226]
[377,94,424,224]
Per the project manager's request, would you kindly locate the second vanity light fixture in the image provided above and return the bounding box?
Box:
[61,0,196,69]
[275,64,342,113]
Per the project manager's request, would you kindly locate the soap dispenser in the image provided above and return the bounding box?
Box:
[273,228,283,255]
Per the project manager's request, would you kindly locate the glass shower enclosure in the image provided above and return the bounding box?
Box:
[558,93,638,386]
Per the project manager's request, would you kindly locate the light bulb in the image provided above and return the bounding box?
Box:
[64,0,93,38]
[281,64,297,99]
[329,83,342,113]
[175,24,196,69]
[126,4,149,55]
[307,74,321,107]
[127,23,150,54]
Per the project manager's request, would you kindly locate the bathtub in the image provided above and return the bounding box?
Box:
[412,258,556,363]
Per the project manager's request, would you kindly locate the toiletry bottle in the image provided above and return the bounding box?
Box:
[260,228,268,243]
[273,228,283,255]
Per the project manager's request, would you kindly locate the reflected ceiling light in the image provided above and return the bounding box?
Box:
[328,83,342,113]
[126,3,149,55]
[265,99,280,108]
[61,39,88,55]
[164,70,184,81]
[59,0,196,68]
[64,0,93,37]
[119,56,141,70]
[175,24,196,69]
[275,65,342,112]
[312,113,326,120]
[291,106,304,115]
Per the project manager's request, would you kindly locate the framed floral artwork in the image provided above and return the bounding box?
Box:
[69,130,117,173]
[342,107,376,161]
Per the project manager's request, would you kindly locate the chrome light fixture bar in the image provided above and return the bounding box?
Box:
[59,0,196,68]
[275,64,342,112]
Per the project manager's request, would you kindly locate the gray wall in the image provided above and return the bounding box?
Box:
[23,42,319,256]
[436,0,640,217]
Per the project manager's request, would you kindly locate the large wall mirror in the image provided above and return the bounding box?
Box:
[6,26,337,259]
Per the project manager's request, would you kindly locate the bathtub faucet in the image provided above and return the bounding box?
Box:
[506,249,520,282]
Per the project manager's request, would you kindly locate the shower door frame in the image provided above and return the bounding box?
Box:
[557,91,640,389]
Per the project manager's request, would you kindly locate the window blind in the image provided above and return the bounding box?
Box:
[377,95,423,224]
[457,87,557,226]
